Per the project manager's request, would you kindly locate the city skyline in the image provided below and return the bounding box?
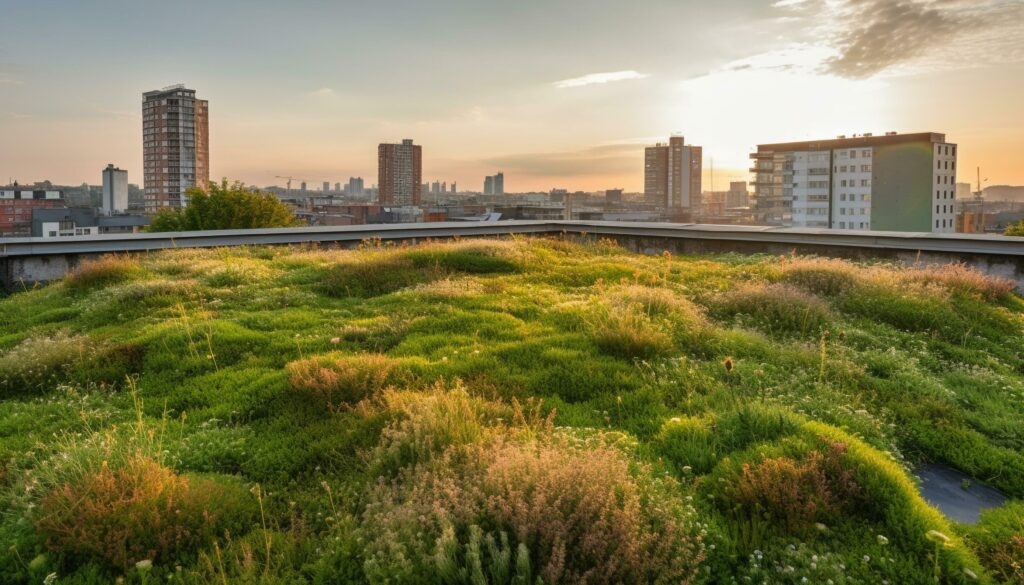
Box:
[2,0,1023,191]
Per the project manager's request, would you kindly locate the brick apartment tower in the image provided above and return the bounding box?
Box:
[378,139,422,206]
[644,135,702,211]
[142,85,209,213]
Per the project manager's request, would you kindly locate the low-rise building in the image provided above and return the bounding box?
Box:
[1,190,65,236]
[31,207,149,238]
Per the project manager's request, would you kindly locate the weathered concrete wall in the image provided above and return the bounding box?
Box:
[2,254,89,292]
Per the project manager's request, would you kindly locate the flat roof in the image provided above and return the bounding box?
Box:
[143,85,196,98]
[756,132,949,153]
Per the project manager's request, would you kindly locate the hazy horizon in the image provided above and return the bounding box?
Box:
[2,0,1023,192]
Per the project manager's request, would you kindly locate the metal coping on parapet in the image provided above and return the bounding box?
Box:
[0,221,1022,258]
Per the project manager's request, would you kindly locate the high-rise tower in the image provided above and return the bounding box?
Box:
[378,139,422,206]
[142,85,209,212]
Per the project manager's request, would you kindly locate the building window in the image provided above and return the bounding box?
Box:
[839,222,846,228]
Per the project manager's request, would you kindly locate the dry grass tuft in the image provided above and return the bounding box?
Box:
[715,282,832,336]
[287,352,405,410]
[605,284,705,323]
[910,262,1016,301]
[781,256,1016,302]
[64,255,142,291]
[591,304,675,360]
[779,257,861,297]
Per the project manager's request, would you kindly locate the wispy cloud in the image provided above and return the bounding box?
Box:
[309,87,337,98]
[823,0,1021,78]
[553,70,648,89]
[724,0,1024,80]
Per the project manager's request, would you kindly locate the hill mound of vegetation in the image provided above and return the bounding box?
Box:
[1,237,1022,584]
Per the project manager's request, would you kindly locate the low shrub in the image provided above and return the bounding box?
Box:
[64,255,143,291]
[34,454,253,572]
[362,435,704,585]
[287,353,406,410]
[719,441,863,536]
[714,282,831,337]
[965,501,1024,584]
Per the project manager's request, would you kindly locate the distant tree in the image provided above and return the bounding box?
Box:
[147,180,301,232]
[1005,221,1024,237]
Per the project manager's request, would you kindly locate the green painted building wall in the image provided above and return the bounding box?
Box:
[871,142,934,232]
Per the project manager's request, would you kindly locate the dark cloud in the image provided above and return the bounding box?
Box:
[823,0,1020,78]
[481,144,640,178]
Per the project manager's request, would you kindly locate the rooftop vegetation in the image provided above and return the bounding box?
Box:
[1,237,1022,584]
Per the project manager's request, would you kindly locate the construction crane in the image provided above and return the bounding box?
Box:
[274,175,311,195]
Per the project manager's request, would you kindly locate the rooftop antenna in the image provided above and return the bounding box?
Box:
[975,166,989,232]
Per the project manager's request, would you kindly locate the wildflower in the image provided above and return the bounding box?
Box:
[136,559,153,571]
[43,574,57,585]
[876,534,889,545]
[330,337,341,344]
[814,522,828,532]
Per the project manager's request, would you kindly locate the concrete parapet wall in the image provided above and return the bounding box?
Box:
[2,221,1023,292]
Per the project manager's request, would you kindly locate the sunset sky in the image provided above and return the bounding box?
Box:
[1,0,1022,192]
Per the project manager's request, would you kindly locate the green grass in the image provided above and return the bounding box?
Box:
[0,237,1022,584]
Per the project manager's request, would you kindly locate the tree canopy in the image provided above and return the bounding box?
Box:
[1005,220,1024,237]
[147,180,301,232]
